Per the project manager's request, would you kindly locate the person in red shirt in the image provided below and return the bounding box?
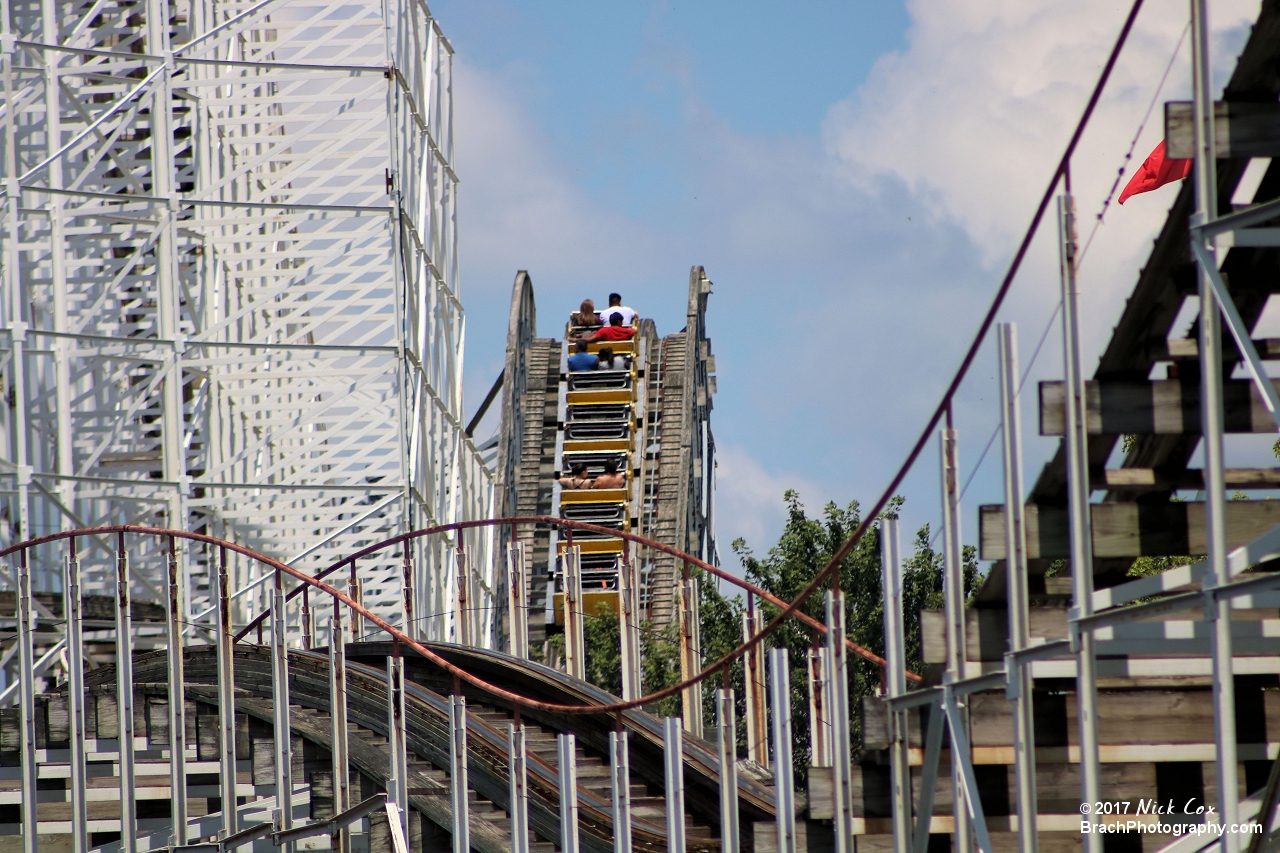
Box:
[584,313,636,343]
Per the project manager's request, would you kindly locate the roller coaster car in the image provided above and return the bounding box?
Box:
[561,450,629,476]
[568,369,632,390]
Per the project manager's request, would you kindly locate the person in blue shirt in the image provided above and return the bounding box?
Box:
[567,340,598,372]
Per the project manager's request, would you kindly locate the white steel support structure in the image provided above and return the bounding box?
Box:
[0,0,494,640]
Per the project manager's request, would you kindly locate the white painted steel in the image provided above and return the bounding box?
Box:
[664,717,688,853]
[0,0,493,639]
[769,649,796,853]
[807,646,832,766]
[619,548,642,701]
[998,323,1038,853]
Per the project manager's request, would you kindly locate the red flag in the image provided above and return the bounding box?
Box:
[1118,140,1192,204]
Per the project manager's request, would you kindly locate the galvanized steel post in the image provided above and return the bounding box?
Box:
[329,609,351,853]
[611,729,633,853]
[216,548,238,838]
[509,723,530,853]
[16,550,37,853]
[680,571,703,737]
[563,546,585,680]
[508,542,529,659]
[742,603,769,769]
[166,538,189,845]
[558,733,580,853]
[456,545,472,646]
[998,323,1038,853]
[717,689,740,853]
[939,427,971,853]
[1058,193,1102,850]
[826,591,854,853]
[115,537,138,852]
[1190,0,1239,844]
[450,694,471,853]
[808,646,832,766]
[769,649,796,853]
[664,717,688,853]
[64,547,89,853]
[388,654,409,844]
[882,517,910,853]
[270,586,294,835]
[619,543,642,701]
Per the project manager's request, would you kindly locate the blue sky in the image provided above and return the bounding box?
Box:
[437,0,1265,569]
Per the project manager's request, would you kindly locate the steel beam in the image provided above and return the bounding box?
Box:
[563,546,585,680]
[619,545,641,702]
[742,604,769,769]
[998,323,1038,853]
[679,572,703,737]
[939,429,971,853]
[509,723,530,853]
[807,646,831,766]
[826,591,854,853]
[116,537,138,852]
[1058,193,1102,852]
[882,516,911,853]
[664,717,688,853]
[611,729,633,853]
[16,550,37,853]
[716,689,740,853]
[769,649,796,853]
[508,542,529,659]
[558,733,580,853]
[449,694,470,853]
[217,548,238,838]
[64,547,89,853]
[166,537,189,845]
[330,608,351,853]
[270,587,294,836]
[388,654,409,844]
[1191,0,1240,844]
[456,546,472,646]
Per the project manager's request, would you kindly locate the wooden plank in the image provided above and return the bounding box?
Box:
[1039,378,1280,436]
[1097,467,1280,491]
[1166,100,1280,159]
[1162,336,1280,360]
[978,499,1280,559]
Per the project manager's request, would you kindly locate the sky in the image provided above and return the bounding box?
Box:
[435,0,1267,574]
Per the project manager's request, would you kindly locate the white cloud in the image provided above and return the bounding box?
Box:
[713,444,827,571]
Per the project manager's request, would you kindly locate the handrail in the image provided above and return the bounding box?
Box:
[0,523,920,717]
[227,514,917,680]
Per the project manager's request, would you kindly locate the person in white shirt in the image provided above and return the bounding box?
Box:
[598,293,637,326]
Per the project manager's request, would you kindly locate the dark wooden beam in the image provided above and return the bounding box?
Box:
[978,500,1280,560]
[1167,101,1280,159]
[1097,467,1280,491]
[1040,378,1280,435]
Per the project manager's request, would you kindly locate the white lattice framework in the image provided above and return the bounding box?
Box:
[0,0,495,642]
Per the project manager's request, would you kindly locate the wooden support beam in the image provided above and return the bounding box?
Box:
[1097,467,1280,491]
[978,499,1280,560]
[1166,100,1280,159]
[1161,337,1280,360]
[1040,378,1280,435]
